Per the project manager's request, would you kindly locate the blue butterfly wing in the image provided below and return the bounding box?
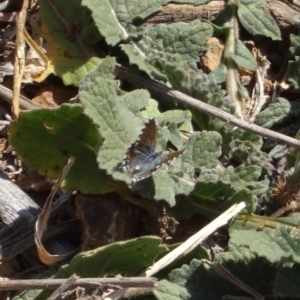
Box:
[123,119,183,182]
[123,119,157,177]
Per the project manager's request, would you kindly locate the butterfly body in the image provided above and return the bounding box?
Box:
[122,119,183,183]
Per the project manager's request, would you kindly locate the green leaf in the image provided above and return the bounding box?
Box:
[208,63,227,84]
[182,131,222,173]
[275,264,300,297]
[288,59,300,89]
[39,0,101,86]
[141,20,213,63]
[255,98,293,128]
[162,63,231,131]
[52,57,102,87]
[8,105,116,194]
[121,44,167,82]
[192,176,236,201]
[230,215,300,263]
[36,237,167,300]
[154,250,276,299]
[123,20,213,80]
[290,34,300,56]
[237,0,281,40]
[227,38,257,71]
[60,236,166,277]
[287,34,300,88]
[227,128,272,170]
[223,165,262,191]
[79,57,146,182]
[82,0,168,46]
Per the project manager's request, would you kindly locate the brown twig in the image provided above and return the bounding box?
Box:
[0,84,42,110]
[12,0,29,118]
[114,64,300,148]
[204,260,264,300]
[47,274,78,300]
[0,277,157,291]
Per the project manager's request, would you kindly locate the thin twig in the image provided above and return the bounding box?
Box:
[204,260,264,300]
[0,84,42,110]
[12,0,29,118]
[24,28,49,64]
[114,64,300,148]
[0,277,157,291]
[47,274,78,300]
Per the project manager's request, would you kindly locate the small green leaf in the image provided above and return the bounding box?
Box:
[192,177,236,201]
[290,34,300,56]
[208,63,227,84]
[121,44,167,81]
[288,59,300,89]
[237,0,281,40]
[286,34,300,88]
[182,131,222,173]
[255,98,292,127]
[52,57,102,87]
[227,38,257,71]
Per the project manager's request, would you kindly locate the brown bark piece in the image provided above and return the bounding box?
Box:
[142,1,300,30]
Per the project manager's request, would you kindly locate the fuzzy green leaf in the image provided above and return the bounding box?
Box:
[237,0,281,40]
[290,34,300,56]
[122,20,213,80]
[255,98,293,128]
[82,0,168,46]
[78,58,146,182]
[288,59,300,88]
[162,63,230,132]
[140,20,213,62]
[182,131,222,173]
[154,248,276,300]
[227,38,257,71]
[287,34,300,88]
[208,63,227,84]
[230,215,300,263]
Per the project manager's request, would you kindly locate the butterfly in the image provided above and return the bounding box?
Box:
[122,119,184,183]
